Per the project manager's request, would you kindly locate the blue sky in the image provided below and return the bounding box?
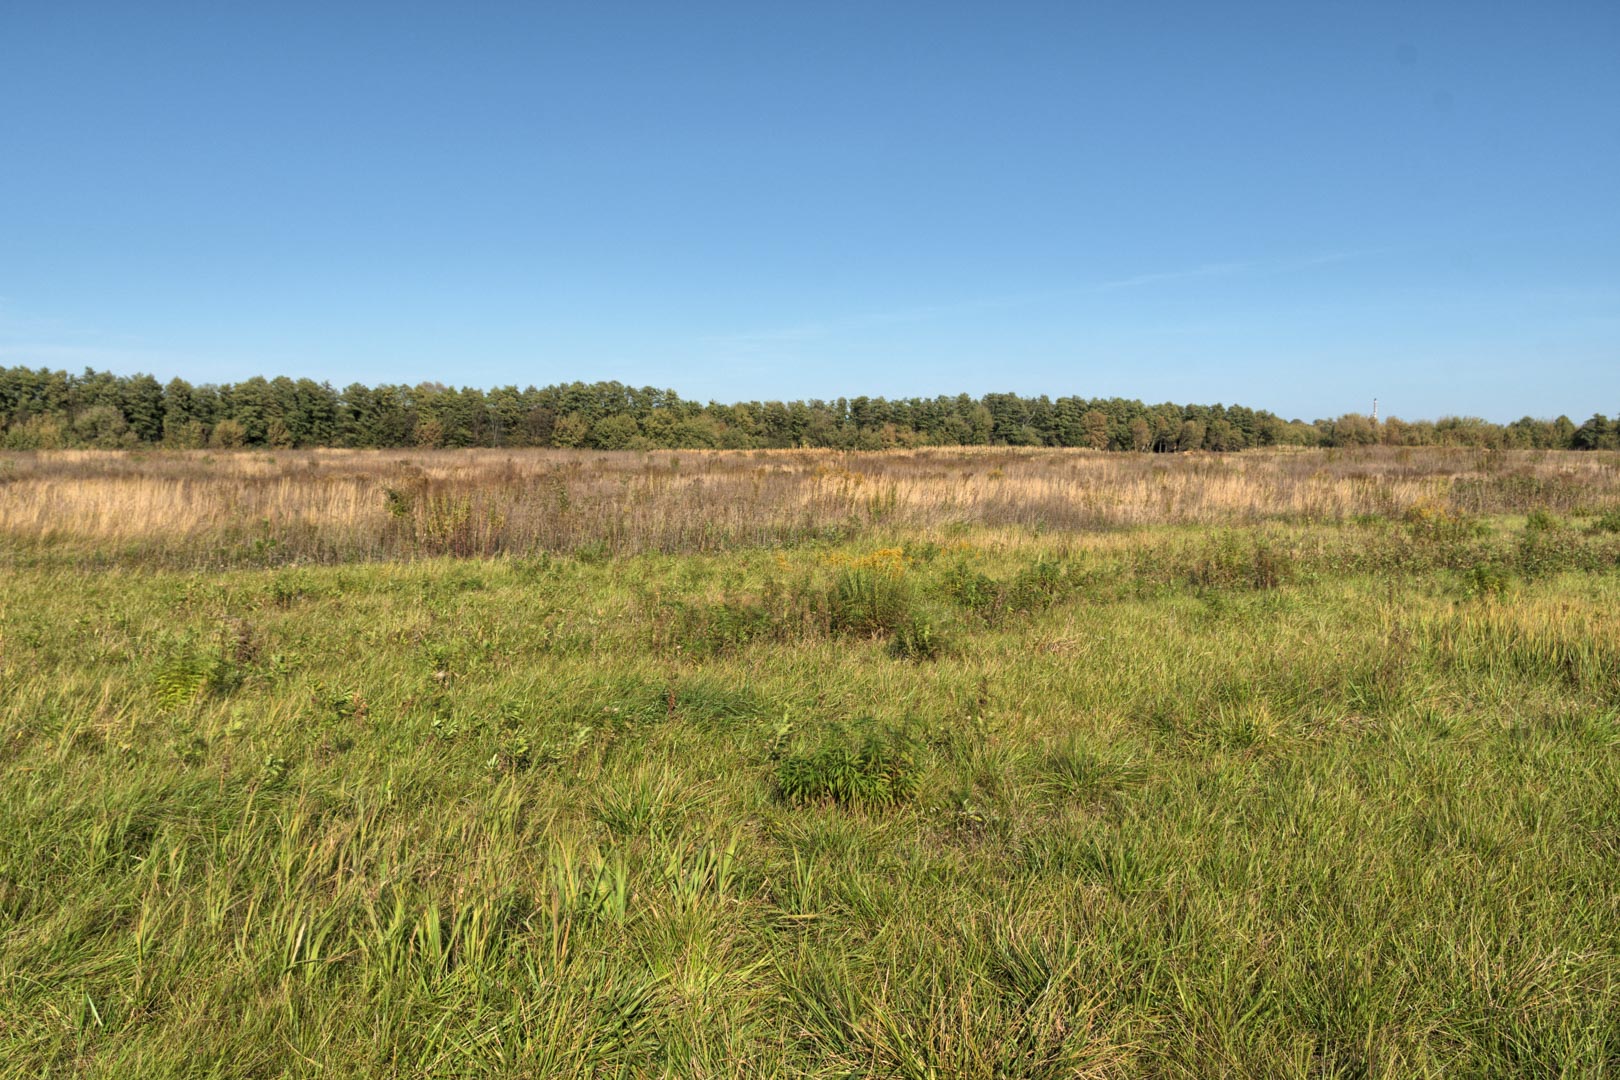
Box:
[2,2,1616,421]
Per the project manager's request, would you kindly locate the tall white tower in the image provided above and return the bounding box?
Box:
[1371,398,1379,424]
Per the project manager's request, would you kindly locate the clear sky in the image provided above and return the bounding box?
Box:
[2,2,1616,421]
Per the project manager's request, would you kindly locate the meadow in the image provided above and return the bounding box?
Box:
[2,446,1619,1077]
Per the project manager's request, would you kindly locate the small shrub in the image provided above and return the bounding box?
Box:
[940,561,999,616]
[940,557,1078,621]
[1461,562,1513,599]
[901,539,942,563]
[416,494,493,557]
[1248,539,1287,590]
[382,486,415,518]
[486,733,532,774]
[497,724,594,773]
[1005,558,1072,612]
[826,566,914,638]
[889,608,947,661]
[657,597,782,657]
[1188,535,1291,591]
[1589,510,1620,534]
[1404,500,1485,546]
[1525,509,1559,533]
[1515,526,1602,578]
[776,724,922,809]
[574,539,611,565]
[269,574,308,607]
[311,683,369,723]
[944,785,1000,836]
[257,753,289,787]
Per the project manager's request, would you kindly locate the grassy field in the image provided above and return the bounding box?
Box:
[2,447,1619,1077]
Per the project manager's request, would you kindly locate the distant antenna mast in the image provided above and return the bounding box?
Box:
[1371,398,1379,423]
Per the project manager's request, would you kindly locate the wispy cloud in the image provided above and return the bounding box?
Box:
[707,322,831,348]
[1272,247,1395,271]
[1097,261,1252,291]
[702,289,1060,349]
[1090,245,1395,291]
[704,247,1388,351]
[0,299,188,372]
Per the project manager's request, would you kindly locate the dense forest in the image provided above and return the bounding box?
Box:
[1,365,1615,452]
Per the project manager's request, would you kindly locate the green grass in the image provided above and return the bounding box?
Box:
[1,521,1619,1076]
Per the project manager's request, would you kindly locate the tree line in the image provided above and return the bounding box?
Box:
[1,366,1615,452]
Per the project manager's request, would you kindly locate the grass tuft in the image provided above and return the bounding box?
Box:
[776,724,923,808]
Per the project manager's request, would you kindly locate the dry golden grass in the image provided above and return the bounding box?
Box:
[2,444,1616,564]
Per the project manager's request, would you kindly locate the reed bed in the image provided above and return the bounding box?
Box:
[3,445,1617,565]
